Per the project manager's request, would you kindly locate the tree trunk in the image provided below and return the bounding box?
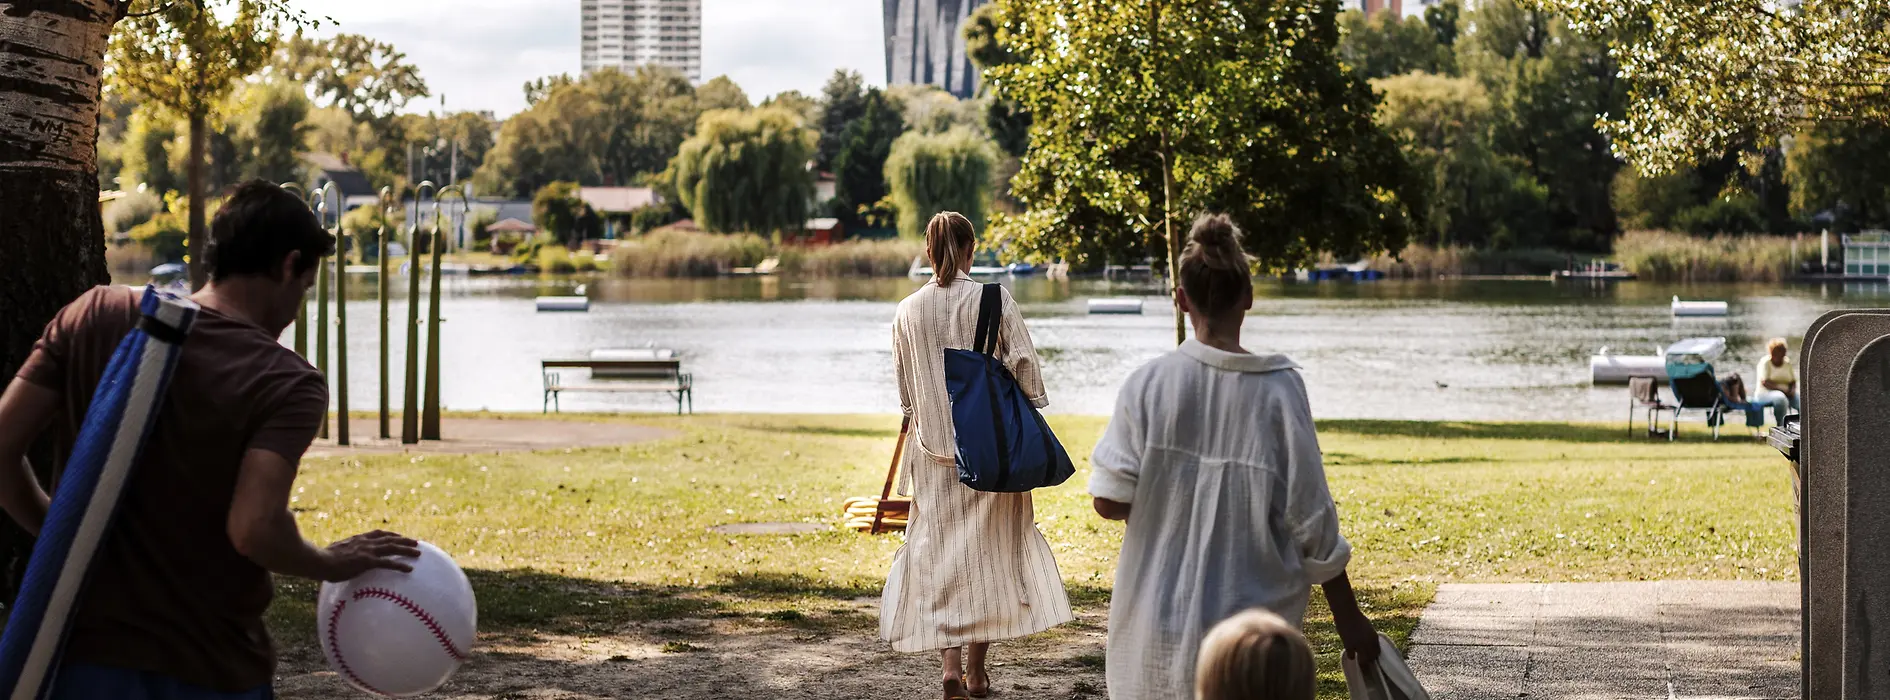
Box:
[0,0,121,601]
[188,110,208,290]
[1161,140,1184,346]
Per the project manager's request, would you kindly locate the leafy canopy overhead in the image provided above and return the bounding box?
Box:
[1535,0,1890,174]
[987,0,1422,271]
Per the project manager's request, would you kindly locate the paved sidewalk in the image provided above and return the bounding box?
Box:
[1405,582,1799,700]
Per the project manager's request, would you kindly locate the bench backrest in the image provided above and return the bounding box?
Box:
[543,359,682,380]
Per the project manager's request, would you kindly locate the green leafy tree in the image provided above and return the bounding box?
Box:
[815,70,868,172]
[833,89,907,229]
[1373,72,1548,248]
[965,2,1033,158]
[696,75,752,113]
[761,90,821,125]
[533,181,601,247]
[111,1,298,289]
[1537,0,1890,174]
[1459,0,1623,249]
[1340,9,1455,79]
[478,66,703,196]
[886,127,999,239]
[120,107,182,196]
[523,74,575,107]
[990,0,1423,342]
[669,107,817,234]
[231,78,314,184]
[1425,0,1462,50]
[274,32,429,139]
[1787,123,1890,231]
[1612,168,1698,231]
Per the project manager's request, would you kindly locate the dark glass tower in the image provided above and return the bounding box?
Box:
[883,0,988,99]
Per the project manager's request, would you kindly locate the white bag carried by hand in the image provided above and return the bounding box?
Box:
[1343,634,1430,700]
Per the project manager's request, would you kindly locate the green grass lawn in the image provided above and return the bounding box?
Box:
[272,414,1797,697]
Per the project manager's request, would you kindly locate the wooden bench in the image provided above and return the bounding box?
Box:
[541,359,693,415]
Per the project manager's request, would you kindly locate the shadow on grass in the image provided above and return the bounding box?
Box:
[270,568,1430,700]
[1319,419,1677,444]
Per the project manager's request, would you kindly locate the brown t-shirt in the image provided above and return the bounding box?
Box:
[15,286,326,691]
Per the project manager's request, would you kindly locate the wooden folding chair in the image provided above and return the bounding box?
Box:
[868,417,913,534]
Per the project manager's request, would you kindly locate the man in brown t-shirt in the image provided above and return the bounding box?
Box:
[0,181,421,698]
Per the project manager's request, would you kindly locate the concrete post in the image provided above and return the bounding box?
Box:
[1800,310,1890,699]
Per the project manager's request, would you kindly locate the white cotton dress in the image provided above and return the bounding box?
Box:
[879,274,1074,652]
[1089,340,1353,700]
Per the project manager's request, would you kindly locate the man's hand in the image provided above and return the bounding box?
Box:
[316,530,421,582]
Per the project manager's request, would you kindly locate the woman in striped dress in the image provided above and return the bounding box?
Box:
[882,212,1073,700]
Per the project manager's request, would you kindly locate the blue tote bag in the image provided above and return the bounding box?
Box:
[944,284,1074,492]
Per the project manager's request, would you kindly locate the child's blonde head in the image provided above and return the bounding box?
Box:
[1195,609,1317,700]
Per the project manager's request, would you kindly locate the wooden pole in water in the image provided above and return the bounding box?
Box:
[402,182,434,445]
[423,187,464,440]
[378,187,393,440]
[315,236,331,440]
[283,182,309,358]
[322,185,349,447]
[294,303,308,358]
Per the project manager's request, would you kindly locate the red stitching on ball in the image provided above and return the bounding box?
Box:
[353,587,470,661]
[326,598,390,696]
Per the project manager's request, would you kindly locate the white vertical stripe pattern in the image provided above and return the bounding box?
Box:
[881,276,1072,653]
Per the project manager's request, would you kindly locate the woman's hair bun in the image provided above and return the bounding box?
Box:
[1186,213,1245,271]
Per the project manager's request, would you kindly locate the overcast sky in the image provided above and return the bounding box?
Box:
[290,0,888,118]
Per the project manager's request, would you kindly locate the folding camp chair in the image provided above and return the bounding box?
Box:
[1667,367,1765,440]
[1628,376,1674,438]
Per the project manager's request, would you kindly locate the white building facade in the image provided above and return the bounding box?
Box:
[581,0,703,82]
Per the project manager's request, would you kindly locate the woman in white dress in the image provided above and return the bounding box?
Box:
[882,212,1073,700]
[1087,214,1380,700]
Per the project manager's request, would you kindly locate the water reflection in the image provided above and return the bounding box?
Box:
[117,270,1875,420]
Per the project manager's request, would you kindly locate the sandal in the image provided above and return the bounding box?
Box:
[967,669,991,698]
[944,679,971,700]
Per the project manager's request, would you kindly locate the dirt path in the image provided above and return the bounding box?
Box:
[274,601,1110,700]
[306,417,674,459]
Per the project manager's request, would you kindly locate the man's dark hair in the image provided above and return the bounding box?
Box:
[204,180,335,282]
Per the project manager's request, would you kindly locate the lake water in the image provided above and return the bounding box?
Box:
[140,272,1890,420]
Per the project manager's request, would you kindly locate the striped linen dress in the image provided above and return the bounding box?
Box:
[880,274,1074,652]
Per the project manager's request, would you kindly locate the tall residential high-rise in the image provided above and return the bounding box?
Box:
[581,0,702,82]
[883,0,988,99]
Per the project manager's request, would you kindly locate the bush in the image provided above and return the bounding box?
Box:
[103,191,163,234]
[1363,245,1568,278]
[533,245,601,274]
[886,127,996,239]
[777,238,924,277]
[610,229,771,277]
[1671,194,1767,235]
[127,212,187,262]
[468,209,499,244]
[1613,229,1803,283]
[629,204,679,234]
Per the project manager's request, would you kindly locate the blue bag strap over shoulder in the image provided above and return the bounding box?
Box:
[973,284,1011,489]
[973,283,1002,356]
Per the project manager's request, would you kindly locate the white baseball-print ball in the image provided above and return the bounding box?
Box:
[317,540,477,697]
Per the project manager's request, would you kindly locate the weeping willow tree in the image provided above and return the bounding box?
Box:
[885,127,999,239]
[669,107,816,234]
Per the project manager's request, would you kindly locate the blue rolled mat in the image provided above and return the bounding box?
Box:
[0,285,198,699]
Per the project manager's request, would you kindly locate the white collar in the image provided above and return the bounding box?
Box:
[1178,339,1300,373]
